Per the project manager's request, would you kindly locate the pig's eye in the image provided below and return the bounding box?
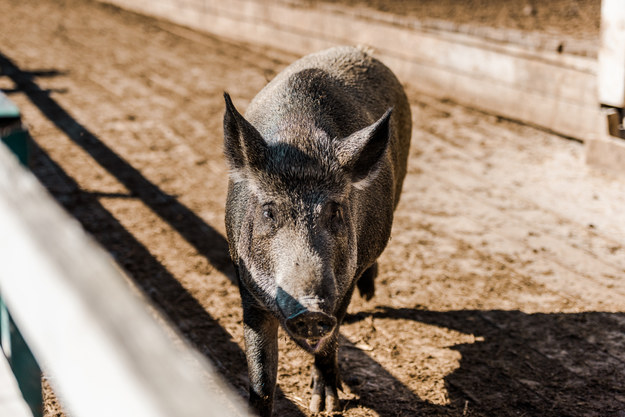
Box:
[328,203,343,232]
[256,204,278,236]
[262,205,275,222]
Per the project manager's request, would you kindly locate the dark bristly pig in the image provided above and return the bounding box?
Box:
[223,46,411,416]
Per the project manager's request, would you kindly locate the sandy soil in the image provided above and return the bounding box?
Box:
[1,0,625,416]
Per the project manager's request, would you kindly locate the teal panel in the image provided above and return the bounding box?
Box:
[0,93,20,118]
[1,129,29,166]
[0,91,29,166]
[0,297,43,417]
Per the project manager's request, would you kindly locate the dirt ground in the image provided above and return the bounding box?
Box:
[1,0,625,416]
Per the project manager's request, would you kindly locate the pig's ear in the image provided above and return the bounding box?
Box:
[337,108,392,187]
[223,92,267,177]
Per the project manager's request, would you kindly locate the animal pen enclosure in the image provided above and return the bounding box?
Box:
[1,0,625,416]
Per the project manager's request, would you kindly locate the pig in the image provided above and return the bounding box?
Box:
[223,45,411,416]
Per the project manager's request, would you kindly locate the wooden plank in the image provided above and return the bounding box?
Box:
[0,143,250,417]
[381,54,602,141]
[323,5,599,59]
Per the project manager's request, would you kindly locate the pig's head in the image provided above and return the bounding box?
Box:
[223,93,391,353]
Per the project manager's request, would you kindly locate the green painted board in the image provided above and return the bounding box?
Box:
[0,92,29,166]
[1,130,29,166]
[1,298,43,417]
[0,93,20,119]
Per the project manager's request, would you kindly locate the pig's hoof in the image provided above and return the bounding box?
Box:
[309,394,323,413]
[357,262,377,301]
[309,389,339,413]
[325,391,339,412]
[310,373,340,414]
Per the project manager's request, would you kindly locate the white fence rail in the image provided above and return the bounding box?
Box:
[0,142,250,417]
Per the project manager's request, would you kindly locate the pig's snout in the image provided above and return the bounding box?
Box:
[276,286,337,350]
[286,310,336,341]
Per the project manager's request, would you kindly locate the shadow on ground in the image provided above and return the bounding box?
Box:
[345,307,625,416]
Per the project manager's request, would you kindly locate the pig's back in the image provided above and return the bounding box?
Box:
[246,46,411,208]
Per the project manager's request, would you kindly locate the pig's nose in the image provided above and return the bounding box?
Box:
[286,311,336,339]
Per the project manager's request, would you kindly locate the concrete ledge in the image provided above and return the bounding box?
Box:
[100,0,603,143]
[586,135,625,176]
[586,107,625,176]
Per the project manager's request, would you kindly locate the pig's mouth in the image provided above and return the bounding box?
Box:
[297,335,331,354]
[281,318,334,353]
[304,337,322,351]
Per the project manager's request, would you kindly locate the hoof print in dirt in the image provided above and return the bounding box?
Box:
[223,45,411,416]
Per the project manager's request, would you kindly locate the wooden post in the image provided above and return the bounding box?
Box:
[587,0,625,174]
[598,0,625,109]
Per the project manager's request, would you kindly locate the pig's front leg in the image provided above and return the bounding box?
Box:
[310,335,341,413]
[241,289,279,417]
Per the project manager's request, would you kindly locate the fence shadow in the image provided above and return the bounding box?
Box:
[0,51,235,284]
